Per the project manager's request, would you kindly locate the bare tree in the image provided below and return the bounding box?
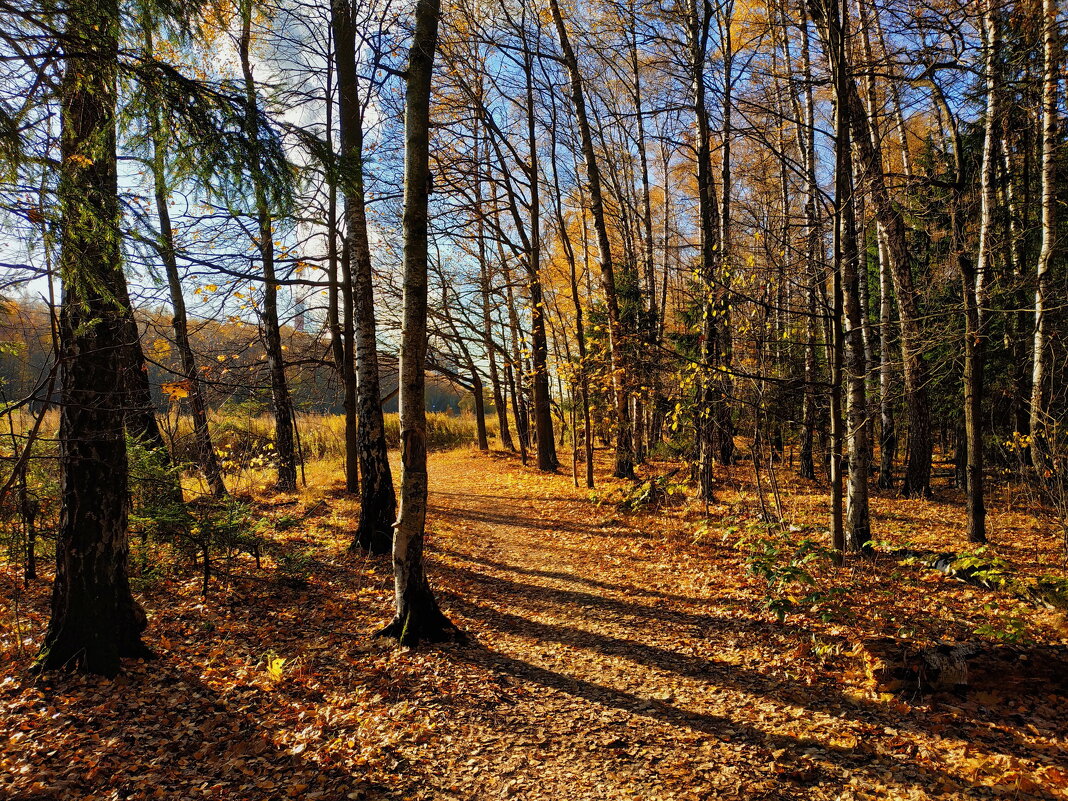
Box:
[549,0,635,479]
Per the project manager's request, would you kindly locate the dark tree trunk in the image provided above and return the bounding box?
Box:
[239,1,298,492]
[503,259,530,463]
[793,2,819,483]
[474,117,513,452]
[118,302,170,458]
[145,35,226,497]
[341,226,360,494]
[35,0,151,675]
[549,0,634,480]
[115,234,183,508]
[547,95,594,488]
[472,371,489,451]
[810,0,932,498]
[520,35,557,472]
[687,0,721,500]
[954,425,968,490]
[715,9,736,471]
[821,0,848,559]
[963,2,996,543]
[156,215,225,496]
[322,33,358,493]
[20,471,38,582]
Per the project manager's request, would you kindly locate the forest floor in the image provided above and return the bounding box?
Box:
[3,448,1068,800]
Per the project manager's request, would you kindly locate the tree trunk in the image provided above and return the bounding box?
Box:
[792,0,820,482]
[823,0,848,559]
[716,5,736,469]
[472,370,489,451]
[810,0,931,498]
[475,117,513,452]
[1030,0,1057,471]
[876,228,896,488]
[35,0,151,675]
[688,0,721,501]
[503,257,530,463]
[549,0,634,479]
[842,0,871,551]
[322,27,359,496]
[548,96,594,488]
[380,0,456,645]
[154,178,225,497]
[145,29,226,498]
[239,1,298,492]
[961,0,998,544]
[630,3,656,467]
[521,37,557,472]
[843,155,871,553]
[118,301,171,456]
[333,0,397,552]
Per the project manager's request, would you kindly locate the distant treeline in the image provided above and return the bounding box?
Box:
[0,299,468,415]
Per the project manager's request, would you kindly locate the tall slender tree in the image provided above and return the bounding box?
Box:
[332,0,397,553]
[1030,0,1058,470]
[549,0,635,480]
[380,0,458,645]
[238,0,298,492]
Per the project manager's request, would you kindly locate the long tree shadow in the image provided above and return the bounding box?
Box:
[435,559,759,636]
[448,639,1053,800]
[433,490,596,506]
[431,545,712,604]
[434,568,1068,769]
[432,503,594,536]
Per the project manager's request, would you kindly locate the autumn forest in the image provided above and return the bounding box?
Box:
[2,0,1068,797]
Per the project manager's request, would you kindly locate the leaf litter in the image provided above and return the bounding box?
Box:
[2,449,1067,800]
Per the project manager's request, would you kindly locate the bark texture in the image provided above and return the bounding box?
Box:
[810,0,932,498]
[36,0,151,676]
[1030,0,1057,470]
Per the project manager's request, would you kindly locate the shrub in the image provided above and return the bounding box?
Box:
[739,524,839,622]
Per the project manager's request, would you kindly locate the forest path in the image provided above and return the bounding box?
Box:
[5,450,1064,801]
[416,450,978,801]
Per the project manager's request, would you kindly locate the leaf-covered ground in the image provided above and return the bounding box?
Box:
[2,449,1068,800]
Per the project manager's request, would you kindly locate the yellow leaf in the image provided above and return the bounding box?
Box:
[161,380,190,400]
[266,656,286,682]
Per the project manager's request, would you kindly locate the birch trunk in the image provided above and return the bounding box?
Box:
[1030,0,1057,470]
[333,0,397,553]
[380,0,456,644]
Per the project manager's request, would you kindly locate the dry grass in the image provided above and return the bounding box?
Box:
[166,410,498,465]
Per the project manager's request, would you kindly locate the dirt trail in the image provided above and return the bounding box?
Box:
[415,452,1002,801]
